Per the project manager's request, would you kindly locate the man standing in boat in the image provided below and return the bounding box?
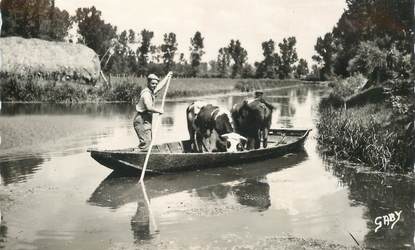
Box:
[134,72,172,150]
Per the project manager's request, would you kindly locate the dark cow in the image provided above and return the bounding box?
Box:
[231,96,274,150]
[186,102,234,152]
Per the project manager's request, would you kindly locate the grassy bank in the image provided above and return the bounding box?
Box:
[0,75,306,103]
[0,75,141,103]
[317,76,414,173]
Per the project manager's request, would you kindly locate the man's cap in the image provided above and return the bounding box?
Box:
[147,74,159,81]
[254,90,264,96]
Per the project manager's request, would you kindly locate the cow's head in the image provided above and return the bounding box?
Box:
[222,132,247,152]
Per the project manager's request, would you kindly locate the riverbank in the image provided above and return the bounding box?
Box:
[137,236,359,250]
[316,76,414,173]
[0,75,311,103]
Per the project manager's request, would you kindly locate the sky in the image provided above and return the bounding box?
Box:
[56,0,347,64]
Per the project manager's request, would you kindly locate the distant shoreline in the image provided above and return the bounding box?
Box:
[0,78,321,104]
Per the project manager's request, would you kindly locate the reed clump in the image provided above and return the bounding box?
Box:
[317,75,414,173]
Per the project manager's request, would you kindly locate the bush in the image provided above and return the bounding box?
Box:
[317,104,411,172]
[319,74,368,110]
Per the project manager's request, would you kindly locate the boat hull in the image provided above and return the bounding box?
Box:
[88,128,311,174]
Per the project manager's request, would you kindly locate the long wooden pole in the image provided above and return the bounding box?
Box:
[139,72,172,182]
[139,181,158,232]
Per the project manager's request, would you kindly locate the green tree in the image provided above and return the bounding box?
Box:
[278,36,298,78]
[217,47,231,78]
[189,31,205,77]
[228,39,248,78]
[73,6,117,59]
[161,32,178,73]
[0,0,72,40]
[137,29,154,76]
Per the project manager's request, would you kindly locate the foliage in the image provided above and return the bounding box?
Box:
[0,0,72,41]
[241,64,255,78]
[217,47,231,78]
[347,41,387,83]
[173,53,193,77]
[317,104,412,172]
[0,76,89,102]
[295,58,309,79]
[161,32,178,73]
[255,37,299,80]
[104,78,141,102]
[255,39,278,79]
[73,6,117,60]
[278,37,298,79]
[312,33,336,79]
[234,79,304,92]
[137,29,154,76]
[189,31,205,77]
[318,74,367,109]
[313,0,413,78]
[227,39,248,78]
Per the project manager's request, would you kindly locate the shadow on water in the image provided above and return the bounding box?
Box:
[131,188,153,243]
[196,176,271,212]
[0,214,6,249]
[0,155,45,185]
[327,163,415,249]
[88,151,307,242]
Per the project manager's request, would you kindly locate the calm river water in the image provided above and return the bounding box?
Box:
[0,85,413,249]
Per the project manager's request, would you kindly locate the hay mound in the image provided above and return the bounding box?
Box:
[0,36,101,82]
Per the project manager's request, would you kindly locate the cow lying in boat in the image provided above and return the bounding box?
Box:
[186,102,246,152]
[231,92,275,150]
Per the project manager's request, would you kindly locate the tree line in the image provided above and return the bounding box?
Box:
[0,0,309,79]
[312,0,413,83]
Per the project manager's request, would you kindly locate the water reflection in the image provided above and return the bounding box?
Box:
[88,151,307,242]
[232,177,271,211]
[0,103,134,116]
[88,151,307,209]
[328,163,415,249]
[131,199,152,242]
[0,155,44,185]
[0,217,6,249]
[196,177,271,212]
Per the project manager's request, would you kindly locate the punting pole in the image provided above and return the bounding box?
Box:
[139,72,172,183]
[139,181,159,232]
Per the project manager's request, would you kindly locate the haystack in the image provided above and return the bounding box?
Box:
[0,36,101,83]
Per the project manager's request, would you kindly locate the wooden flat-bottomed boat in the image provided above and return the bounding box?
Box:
[87,128,311,174]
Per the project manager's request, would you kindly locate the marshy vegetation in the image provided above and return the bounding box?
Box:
[312,0,414,174]
[317,76,414,173]
[0,75,306,103]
